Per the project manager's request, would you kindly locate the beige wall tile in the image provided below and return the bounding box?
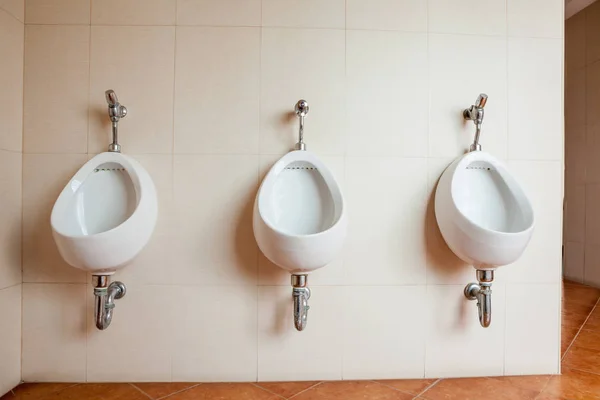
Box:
[0,11,23,152]
[171,285,257,381]
[22,154,88,283]
[566,126,586,185]
[565,241,585,283]
[0,151,21,290]
[343,286,426,379]
[586,124,600,183]
[22,283,87,382]
[429,34,508,159]
[585,242,600,286]
[505,284,561,374]
[429,0,506,35]
[177,0,261,26]
[586,1,600,65]
[258,286,343,381]
[0,285,21,396]
[587,62,600,128]
[260,28,345,155]
[586,183,600,245]
[344,157,427,285]
[91,0,176,25]
[89,26,175,154]
[174,27,260,154]
[172,155,258,285]
[566,184,586,243]
[508,0,563,38]
[566,11,586,71]
[87,284,173,381]
[505,161,563,283]
[0,0,24,21]
[262,0,345,28]
[24,25,89,154]
[26,0,90,24]
[425,284,506,377]
[508,38,563,161]
[346,30,428,157]
[346,0,426,31]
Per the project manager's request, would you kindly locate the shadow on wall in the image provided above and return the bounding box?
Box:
[233,191,259,284]
[424,169,471,282]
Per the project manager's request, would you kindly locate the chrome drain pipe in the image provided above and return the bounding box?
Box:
[92,275,126,330]
[292,274,311,331]
[464,270,493,328]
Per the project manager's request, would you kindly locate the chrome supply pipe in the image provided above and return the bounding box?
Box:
[291,274,311,331]
[92,275,126,330]
[464,270,493,328]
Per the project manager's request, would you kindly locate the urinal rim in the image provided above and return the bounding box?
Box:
[51,151,156,240]
[447,151,535,237]
[257,150,346,239]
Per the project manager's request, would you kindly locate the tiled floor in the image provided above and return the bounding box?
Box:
[3,280,600,400]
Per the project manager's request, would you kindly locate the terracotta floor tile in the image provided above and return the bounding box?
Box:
[132,383,199,399]
[488,375,551,392]
[542,367,600,399]
[291,381,413,400]
[41,384,149,400]
[584,310,600,331]
[562,310,589,331]
[562,286,600,307]
[421,377,539,400]
[0,384,77,400]
[563,346,600,374]
[563,301,596,317]
[165,383,281,400]
[562,327,580,356]
[255,381,320,398]
[375,379,437,395]
[535,395,565,400]
[572,329,600,352]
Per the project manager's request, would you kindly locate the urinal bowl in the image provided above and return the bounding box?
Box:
[51,152,158,275]
[434,151,534,269]
[253,150,347,274]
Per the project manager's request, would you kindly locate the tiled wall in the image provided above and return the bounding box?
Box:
[21,0,564,382]
[0,0,24,395]
[564,1,600,287]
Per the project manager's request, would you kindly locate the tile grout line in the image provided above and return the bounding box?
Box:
[156,383,203,400]
[370,380,425,398]
[129,383,153,400]
[414,378,441,398]
[562,294,600,361]
[288,381,324,399]
[250,383,286,399]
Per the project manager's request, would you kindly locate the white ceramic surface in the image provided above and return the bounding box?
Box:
[253,150,347,273]
[434,151,534,269]
[51,152,157,275]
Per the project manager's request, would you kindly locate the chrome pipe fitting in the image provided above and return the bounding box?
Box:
[463,93,488,152]
[105,90,127,153]
[464,270,494,328]
[291,274,311,331]
[92,275,126,330]
[294,100,309,151]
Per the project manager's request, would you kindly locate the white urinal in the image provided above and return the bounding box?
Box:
[253,100,347,331]
[434,94,534,328]
[51,151,157,275]
[51,90,157,330]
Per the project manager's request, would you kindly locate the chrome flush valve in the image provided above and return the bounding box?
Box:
[294,99,309,151]
[463,93,488,152]
[105,90,127,153]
